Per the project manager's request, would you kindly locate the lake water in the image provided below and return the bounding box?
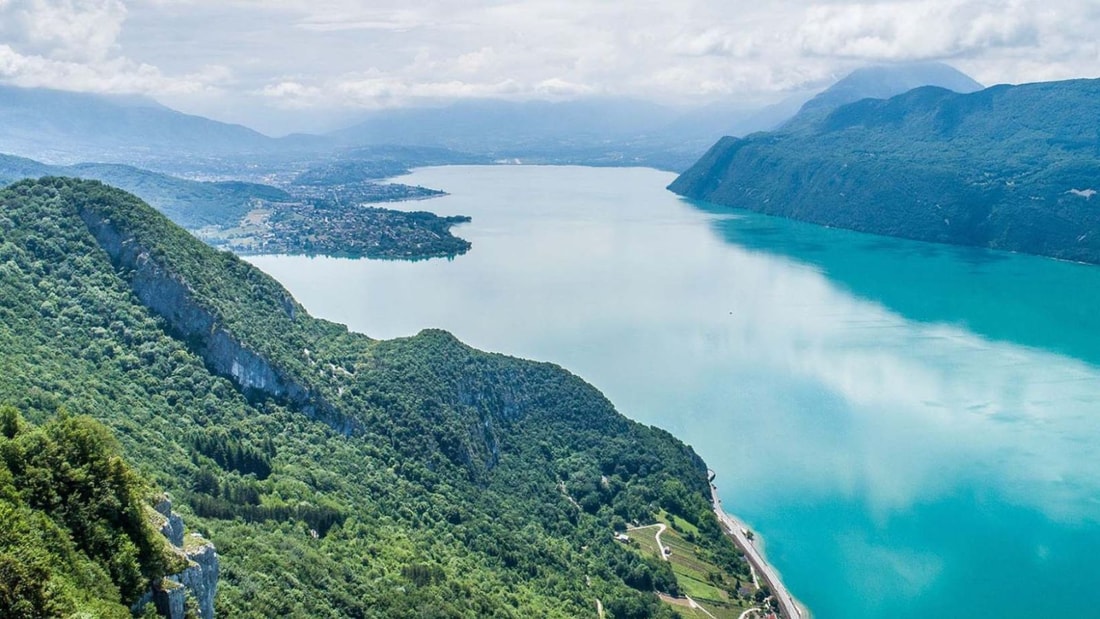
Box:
[248,165,1100,618]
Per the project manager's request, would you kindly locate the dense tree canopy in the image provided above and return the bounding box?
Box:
[0,177,751,617]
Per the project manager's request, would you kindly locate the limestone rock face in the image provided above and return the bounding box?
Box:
[175,537,220,619]
[155,497,185,547]
[136,496,220,619]
[78,205,357,436]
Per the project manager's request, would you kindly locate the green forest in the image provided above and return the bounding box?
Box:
[0,177,752,617]
[671,78,1100,264]
[0,409,181,618]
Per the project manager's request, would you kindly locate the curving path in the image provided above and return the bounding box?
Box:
[708,470,806,619]
[626,523,669,560]
[685,595,718,619]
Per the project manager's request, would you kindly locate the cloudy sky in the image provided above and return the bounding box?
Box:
[1,0,1097,134]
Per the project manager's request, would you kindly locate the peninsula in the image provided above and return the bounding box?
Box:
[0,177,768,616]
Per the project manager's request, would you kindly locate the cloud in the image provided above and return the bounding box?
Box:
[259,80,323,107]
[533,77,595,97]
[5,0,1100,128]
[669,28,763,58]
[0,0,228,96]
[0,0,127,61]
[795,1,1040,60]
[333,75,524,107]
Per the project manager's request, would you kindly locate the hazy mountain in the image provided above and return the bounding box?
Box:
[330,97,814,172]
[332,98,684,151]
[670,78,1100,264]
[0,84,337,166]
[0,64,980,175]
[785,62,984,129]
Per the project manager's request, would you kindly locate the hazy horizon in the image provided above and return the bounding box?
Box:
[1,1,1098,135]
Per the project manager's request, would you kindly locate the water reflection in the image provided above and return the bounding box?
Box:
[690,197,1100,366]
[247,166,1100,618]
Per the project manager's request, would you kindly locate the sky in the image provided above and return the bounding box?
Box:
[0,0,1098,134]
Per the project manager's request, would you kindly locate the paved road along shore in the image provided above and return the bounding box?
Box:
[708,470,806,619]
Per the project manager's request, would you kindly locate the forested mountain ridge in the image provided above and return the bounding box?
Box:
[0,177,753,617]
[0,153,290,228]
[670,78,1100,264]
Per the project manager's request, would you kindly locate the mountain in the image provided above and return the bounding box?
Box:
[333,98,684,151]
[0,177,757,617]
[329,98,723,171]
[670,78,1100,264]
[0,85,291,164]
[787,62,983,126]
[0,409,169,617]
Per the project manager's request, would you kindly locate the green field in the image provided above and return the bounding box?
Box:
[625,512,759,619]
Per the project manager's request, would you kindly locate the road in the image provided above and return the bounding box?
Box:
[708,470,805,619]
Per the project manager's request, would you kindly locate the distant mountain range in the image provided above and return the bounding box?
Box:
[0,62,993,175]
[0,85,301,164]
[670,77,1100,264]
[332,98,683,150]
[329,98,720,171]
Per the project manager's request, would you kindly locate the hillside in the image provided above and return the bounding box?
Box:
[0,177,756,617]
[0,155,471,259]
[670,78,1100,264]
[0,410,175,617]
[0,154,289,228]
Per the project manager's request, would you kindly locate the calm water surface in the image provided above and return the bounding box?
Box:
[248,166,1100,618]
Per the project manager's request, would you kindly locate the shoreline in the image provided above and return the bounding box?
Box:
[708,470,810,619]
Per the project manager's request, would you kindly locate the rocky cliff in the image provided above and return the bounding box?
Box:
[136,496,220,619]
[77,204,357,435]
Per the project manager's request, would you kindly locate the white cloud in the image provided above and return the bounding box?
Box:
[4,0,1100,127]
[333,74,523,107]
[795,1,1039,60]
[259,80,322,107]
[0,0,228,96]
[0,0,127,61]
[669,28,763,59]
[533,77,595,97]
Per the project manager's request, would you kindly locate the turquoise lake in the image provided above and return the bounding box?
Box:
[248,165,1100,618]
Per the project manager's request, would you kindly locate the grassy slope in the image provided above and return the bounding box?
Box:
[625,512,756,619]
